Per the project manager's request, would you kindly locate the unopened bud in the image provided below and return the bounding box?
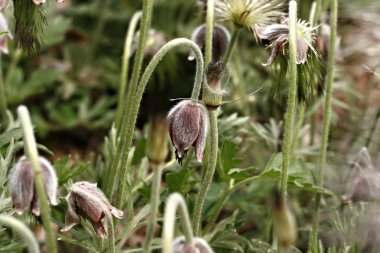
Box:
[61,181,123,238]
[203,62,226,110]
[146,116,169,164]
[189,24,230,63]
[9,156,58,216]
[273,190,297,249]
[168,100,208,164]
[0,12,12,54]
[172,236,214,253]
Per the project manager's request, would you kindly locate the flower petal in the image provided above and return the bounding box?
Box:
[262,34,288,66]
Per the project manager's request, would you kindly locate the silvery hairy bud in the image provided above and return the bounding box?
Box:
[203,62,226,110]
[168,100,208,164]
[0,12,12,54]
[189,24,230,63]
[146,116,169,164]
[9,156,58,216]
[273,190,297,249]
[61,181,123,238]
[172,236,214,253]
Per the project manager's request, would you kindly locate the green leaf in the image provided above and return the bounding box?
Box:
[0,128,22,149]
[54,156,90,186]
[165,167,193,194]
[217,140,243,180]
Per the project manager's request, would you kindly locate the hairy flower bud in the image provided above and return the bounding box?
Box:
[0,12,12,54]
[203,62,226,110]
[273,190,297,249]
[168,100,208,164]
[172,236,214,253]
[189,24,230,63]
[9,156,58,216]
[61,181,123,238]
[146,116,169,164]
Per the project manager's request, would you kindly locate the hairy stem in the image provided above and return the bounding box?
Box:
[0,54,8,131]
[310,0,338,245]
[223,28,241,63]
[204,0,214,66]
[0,215,40,253]
[17,106,57,253]
[280,0,298,200]
[193,110,218,236]
[115,38,204,209]
[143,164,163,253]
[163,193,194,253]
[115,11,142,129]
[290,104,305,158]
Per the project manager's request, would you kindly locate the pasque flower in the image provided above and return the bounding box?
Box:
[61,181,123,238]
[172,236,214,253]
[9,156,58,216]
[168,100,208,163]
[215,0,284,30]
[189,24,230,63]
[256,17,317,66]
[0,12,12,54]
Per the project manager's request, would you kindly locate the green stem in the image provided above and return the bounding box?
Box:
[280,0,298,200]
[115,38,204,209]
[0,215,40,253]
[310,0,338,245]
[143,164,163,253]
[311,0,322,26]
[5,49,22,88]
[0,54,8,131]
[223,28,241,63]
[204,0,214,66]
[106,212,115,253]
[17,106,57,253]
[290,104,305,158]
[107,0,154,198]
[193,110,218,236]
[203,185,229,234]
[115,11,142,129]
[162,193,194,253]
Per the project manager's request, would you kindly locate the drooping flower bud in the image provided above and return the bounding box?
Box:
[172,236,214,253]
[9,156,58,216]
[0,12,12,54]
[167,100,208,164]
[272,190,297,249]
[146,115,169,164]
[189,24,230,63]
[61,181,123,238]
[131,29,167,58]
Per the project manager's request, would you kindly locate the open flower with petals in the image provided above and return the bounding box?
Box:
[215,0,284,30]
[256,17,317,65]
[168,100,208,164]
[61,181,123,238]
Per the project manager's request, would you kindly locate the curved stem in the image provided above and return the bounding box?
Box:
[143,164,163,253]
[310,0,338,245]
[115,38,204,209]
[163,193,194,253]
[280,0,298,200]
[107,0,154,198]
[115,11,142,129]
[193,110,218,236]
[17,106,57,253]
[0,215,40,253]
[204,0,214,66]
[223,28,241,63]
[0,53,8,131]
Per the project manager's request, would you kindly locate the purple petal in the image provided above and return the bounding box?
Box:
[296,35,309,64]
[193,106,208,162]
[39,157,58,206]
[262,34,288,66]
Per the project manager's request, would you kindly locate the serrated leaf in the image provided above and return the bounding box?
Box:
[218,140,243,180]
[165,167,192,194]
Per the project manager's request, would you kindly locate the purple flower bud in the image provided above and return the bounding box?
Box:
[167,100,208,164]
[61,181,123,238]
[172,236,214,253]
[9,156,58,216]
[0,12,12,55]
[0,0,8,10]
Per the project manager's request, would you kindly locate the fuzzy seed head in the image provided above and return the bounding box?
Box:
[168,100,208,164]
[61,181,123,238]
[215,0,285,29]
[9,156,58,216]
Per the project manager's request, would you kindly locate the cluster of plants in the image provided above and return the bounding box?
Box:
[0,0,379,252]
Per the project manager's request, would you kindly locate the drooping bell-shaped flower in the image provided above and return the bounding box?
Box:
[61,181,123,238]
[172,236,214,253]
[168,100,208,164]
[256,17,317,66]
[0,12,12,54]
[189,24,230,63]
[9,156,58,216]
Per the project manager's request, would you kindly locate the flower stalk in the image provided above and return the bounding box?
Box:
[204,0,214,66]
[17,105,58,253]
[310,0,338,245]
[0,54,8,131]
[143,164,163,253]
[163,193,194,253]
[223,28,241,63]
[0,215,40,253]
[114,38,204,209]
[280,0,298,200]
